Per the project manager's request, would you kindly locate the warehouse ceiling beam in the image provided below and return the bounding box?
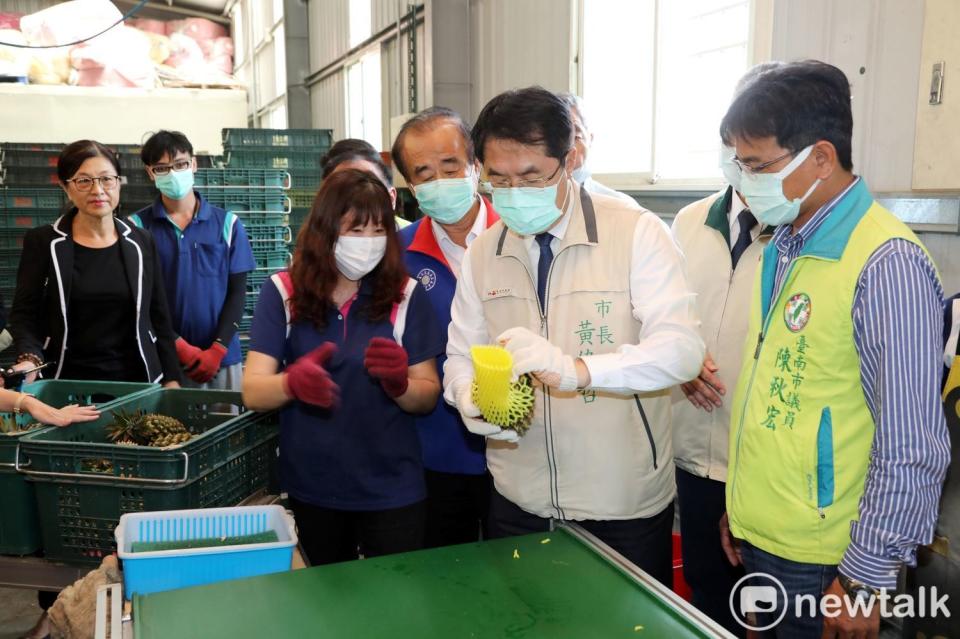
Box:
[114,0,232,25]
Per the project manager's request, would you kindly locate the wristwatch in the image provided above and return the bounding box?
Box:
[838,574,880,602]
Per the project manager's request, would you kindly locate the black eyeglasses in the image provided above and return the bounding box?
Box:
[150,159,192,176]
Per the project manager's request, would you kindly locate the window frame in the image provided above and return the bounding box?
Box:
[575,0,773,191]
[343,43,385,150]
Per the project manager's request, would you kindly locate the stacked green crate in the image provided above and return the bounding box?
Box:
[194,164,292,361]
[221,129,331,360]
[222,128,330,242]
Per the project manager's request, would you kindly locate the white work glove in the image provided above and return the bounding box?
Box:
[453,381,520,444]
[497,327,579,391]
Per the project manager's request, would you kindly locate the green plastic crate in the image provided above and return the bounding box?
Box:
[0,248,23,269]
[0,228,28,249]
[1,143,64,152]
[0,266,17,290]
[31,437,277,563]
[19,389,272,480]
[225,150,326,171]
[287,169,322,190]
[2,380,159,442]
[19,389,279,563]
[246,269,271,292]
[288,189,316,210]
[238,211,289,226]
[222,128,333,149]
[0,380,158,555]
[252,250,290,270]
[246,225,291,245]
[117,154,143,170]
[0,166,60,186]
[194,169,290,188]
[1,187,65,209]
[201,190,290,213]
[0,149,60,168]
[0,208,61,230]
[121,171,153,186]
[0,470,42,554]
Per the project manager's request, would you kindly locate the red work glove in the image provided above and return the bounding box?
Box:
[188,342,228,384]
[363,337,409,398]
[176,337,202,370]
[283,342,339,408]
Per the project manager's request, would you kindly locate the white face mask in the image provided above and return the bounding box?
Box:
[334,235,387,281]
[740,145,820,227]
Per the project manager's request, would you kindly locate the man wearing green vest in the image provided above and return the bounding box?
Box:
[718,61,950,637]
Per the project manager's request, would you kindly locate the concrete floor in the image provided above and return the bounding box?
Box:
[0,588,41,639]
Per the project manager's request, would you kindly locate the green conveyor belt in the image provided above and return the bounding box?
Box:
[134,526,728,639]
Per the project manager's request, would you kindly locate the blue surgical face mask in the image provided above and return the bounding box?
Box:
[154,168,194,201]
[572,157,591,185]
[492,175,568,236]
[739,145,820,226]
[719,145,742,192]
[412,172,478,225]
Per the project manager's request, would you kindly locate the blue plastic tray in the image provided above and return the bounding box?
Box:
[116,505,297,597]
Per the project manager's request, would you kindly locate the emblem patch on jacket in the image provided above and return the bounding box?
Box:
[484,287,513,299]
[417,268,437,291]
[784,293,812,332]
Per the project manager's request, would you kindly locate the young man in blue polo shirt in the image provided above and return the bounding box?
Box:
[393,107,500,547]
[131,130,255,390]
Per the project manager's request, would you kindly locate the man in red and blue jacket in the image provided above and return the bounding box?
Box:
[395,107,500,547]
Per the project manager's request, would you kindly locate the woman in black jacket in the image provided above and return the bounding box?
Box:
[9,140,181,386]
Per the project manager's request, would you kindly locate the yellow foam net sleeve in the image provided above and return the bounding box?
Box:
[470,345,536,435]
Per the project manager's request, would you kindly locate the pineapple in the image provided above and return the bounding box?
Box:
[106,410,193,447]
[107,409,143,445]
[140,413,191,447]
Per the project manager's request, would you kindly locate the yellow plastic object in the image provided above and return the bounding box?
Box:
[470,345,535,435]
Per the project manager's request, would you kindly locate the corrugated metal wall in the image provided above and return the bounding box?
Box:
[308,0,425,148]
[310,71,346,141]
[380,22,426,121]
[469,0,573,119]
[372,0,402,33]
[308,0,350,73]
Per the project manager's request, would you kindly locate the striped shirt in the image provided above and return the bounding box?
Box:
[769,177,950,590]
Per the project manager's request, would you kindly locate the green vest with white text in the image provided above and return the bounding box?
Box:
[726,179,926,564]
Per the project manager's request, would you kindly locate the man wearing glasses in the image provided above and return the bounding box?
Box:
[130,130,255,390]
[718,61,949,637]
[557,92,636,207]
[443,86,704,585]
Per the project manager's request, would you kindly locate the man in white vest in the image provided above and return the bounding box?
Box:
[444,86,704,585]
[670,62,780,637]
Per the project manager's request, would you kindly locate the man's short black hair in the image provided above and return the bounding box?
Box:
[390,106,475,181]
[320,138,392,186]
[720,60,854,171]
[471,86,573,163]
[141,130,193,166]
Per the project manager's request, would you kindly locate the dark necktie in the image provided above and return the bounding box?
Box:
[731,209,758,269]
[535,232,554,312]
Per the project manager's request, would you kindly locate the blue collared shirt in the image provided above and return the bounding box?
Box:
[130,192,255,366]
[768,177,949,589]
